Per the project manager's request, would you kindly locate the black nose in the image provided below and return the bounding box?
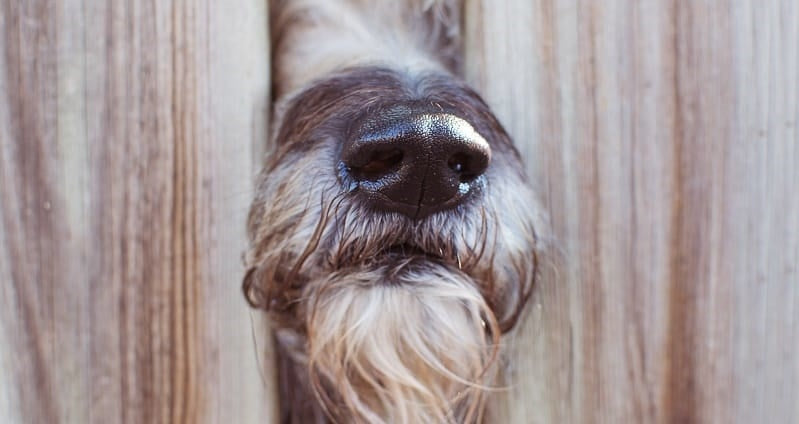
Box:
[340,105,491,219]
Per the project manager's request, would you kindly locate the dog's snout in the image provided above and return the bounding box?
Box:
[341,105,491,219]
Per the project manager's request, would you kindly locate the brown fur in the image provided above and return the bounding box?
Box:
[244,1,543,422]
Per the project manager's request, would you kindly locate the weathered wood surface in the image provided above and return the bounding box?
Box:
[466,1,798,423]
[2,0,798,423]
[0,1,275,423]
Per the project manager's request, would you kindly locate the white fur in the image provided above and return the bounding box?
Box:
[272,0,461,96]
[304,263,498,423]
[244,1,544,422]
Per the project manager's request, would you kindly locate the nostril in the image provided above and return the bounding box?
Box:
[349,148,403,181]
[448,152,486,183]
[448,154,466,173]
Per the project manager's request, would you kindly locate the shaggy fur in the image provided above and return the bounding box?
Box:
[244,1,543,422]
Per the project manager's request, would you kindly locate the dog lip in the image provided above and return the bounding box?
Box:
[381,243,441,260]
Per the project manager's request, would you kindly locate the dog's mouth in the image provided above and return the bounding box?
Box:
[380,243,443,261]
[329,238,449,271]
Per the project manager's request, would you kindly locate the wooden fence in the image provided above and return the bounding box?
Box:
[1,1,797,423]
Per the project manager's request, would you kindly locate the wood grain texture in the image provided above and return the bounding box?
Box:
[465,1,799,423]
[0,1,275,423]
[2,0,797,423]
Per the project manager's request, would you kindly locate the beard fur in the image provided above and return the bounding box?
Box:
[300,259,501,423]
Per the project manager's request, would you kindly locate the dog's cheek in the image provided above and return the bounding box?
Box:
[480,163,542,329]
[243,147,342,318]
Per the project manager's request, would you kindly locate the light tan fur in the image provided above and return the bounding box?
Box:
[245,1,544,422]
[271,0,461,98]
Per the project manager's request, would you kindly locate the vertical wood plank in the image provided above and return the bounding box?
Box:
[0,0,274,422]
[465,1,799,423]
[2,0,796,422]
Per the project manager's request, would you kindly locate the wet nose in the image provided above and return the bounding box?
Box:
[340,106,491,219]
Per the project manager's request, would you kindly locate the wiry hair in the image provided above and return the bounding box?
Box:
[305,262,500,423]
[244,1,543,423]
[270,0,463,99]
[244,151,539,421]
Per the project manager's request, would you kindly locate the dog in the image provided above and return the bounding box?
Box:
[243,0,543,422]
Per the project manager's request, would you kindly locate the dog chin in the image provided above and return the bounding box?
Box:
[301,258,500,423]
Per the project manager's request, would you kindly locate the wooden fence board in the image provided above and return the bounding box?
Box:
[1,0,797,423]
[465,1,799,423]
[0,1,274,422]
